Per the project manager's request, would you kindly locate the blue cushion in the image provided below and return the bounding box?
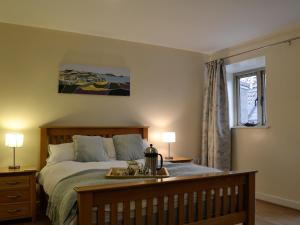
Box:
[113,134,144,160]
[73,135,109,162]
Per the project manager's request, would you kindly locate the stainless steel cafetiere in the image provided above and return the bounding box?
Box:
[144,144,163,176]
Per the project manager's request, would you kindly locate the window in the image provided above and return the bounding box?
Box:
[234,68,266,126]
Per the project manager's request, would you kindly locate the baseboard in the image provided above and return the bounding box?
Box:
[256,192,300,211]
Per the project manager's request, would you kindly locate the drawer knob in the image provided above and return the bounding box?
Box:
[6,181,19,185]
[7,209,21,214]
[7,195,20,199]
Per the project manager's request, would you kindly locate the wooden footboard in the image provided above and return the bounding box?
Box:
[74,171,256,225]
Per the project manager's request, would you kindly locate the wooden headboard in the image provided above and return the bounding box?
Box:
[40,126,148,170]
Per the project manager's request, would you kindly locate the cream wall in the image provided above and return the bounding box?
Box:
[0,23,206,168]
[212,28,300,209]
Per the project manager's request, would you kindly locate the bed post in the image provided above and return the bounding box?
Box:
[244,172,256,225]
[142,127,148,140]
[40,127,48,170]
[77,192,93,225]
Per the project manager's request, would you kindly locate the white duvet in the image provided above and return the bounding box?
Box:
[39,159,150,196]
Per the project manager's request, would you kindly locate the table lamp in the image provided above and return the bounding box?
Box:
[5,133,24,169]
[162,132,176,159]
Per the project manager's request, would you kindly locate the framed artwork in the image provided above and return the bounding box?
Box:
[59,64,130,96]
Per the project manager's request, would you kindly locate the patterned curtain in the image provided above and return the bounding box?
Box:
[201,60,231,170]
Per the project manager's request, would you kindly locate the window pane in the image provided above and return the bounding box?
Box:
[239,75,258,125]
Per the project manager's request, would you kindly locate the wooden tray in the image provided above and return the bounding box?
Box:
[106,167,170,179]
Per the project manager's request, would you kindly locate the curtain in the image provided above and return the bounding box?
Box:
[201,60,231,170]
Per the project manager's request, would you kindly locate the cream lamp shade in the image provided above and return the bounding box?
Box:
[5,133,24,148]
[162,132,176,160]
[5,133,24,169]
[162,132,176,143]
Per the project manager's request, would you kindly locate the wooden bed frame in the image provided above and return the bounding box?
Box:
[40,126,256,225]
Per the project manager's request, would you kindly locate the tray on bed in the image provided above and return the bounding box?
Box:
[106,167,170,179]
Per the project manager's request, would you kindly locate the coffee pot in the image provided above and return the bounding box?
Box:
[144,144,163,176]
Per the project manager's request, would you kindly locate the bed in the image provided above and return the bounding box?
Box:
[39,126,256,225]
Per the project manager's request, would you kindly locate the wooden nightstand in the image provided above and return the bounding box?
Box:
[164,156,193,163]
[0,167,37,222]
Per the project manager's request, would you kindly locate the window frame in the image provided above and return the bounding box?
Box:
[233,67,266,127]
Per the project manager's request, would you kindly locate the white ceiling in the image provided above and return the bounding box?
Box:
[1,0,300,53]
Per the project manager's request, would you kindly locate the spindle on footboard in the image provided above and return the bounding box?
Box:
[75,171,256,225]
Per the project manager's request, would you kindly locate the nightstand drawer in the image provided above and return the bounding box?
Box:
[0,203,30,220]
[0,176,29,190]
[0,190,30,203]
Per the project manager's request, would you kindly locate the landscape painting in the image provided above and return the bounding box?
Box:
[58,64,130,96]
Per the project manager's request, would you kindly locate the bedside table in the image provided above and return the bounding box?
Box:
[0,167,37,222]
[164,156,193,163]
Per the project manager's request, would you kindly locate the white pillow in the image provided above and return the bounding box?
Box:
[103,138,116,160]
[47,142,75,165]
[142,139,150,150]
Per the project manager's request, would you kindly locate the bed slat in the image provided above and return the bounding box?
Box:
[168,195,174,225]
[135,199,142,225]
[50,136,56,144]
[215,188,221,217]
[178,193,184,225]
[123,201,130,225]
[147,198,153,225]
[110,203,117,225]
[223,187,229,215]
[97,204,105,225]
[158,196,164,225]
[188,192,194,222]
[197,190,203,221]
[231,185,237,213]
[238,184,244,211]
[206,190,212,219]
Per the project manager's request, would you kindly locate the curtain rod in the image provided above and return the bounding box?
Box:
[207,35,300,64]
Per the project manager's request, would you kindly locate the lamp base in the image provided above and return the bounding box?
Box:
[8,165,20,170]
[165,156,173,160]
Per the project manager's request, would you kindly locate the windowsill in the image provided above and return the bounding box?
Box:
[232,125,270,129]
